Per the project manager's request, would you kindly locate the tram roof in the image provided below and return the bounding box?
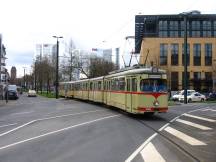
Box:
[105,67,166,78]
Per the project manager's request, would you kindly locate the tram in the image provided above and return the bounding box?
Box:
[59,66,168,115]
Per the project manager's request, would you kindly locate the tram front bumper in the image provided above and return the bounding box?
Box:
[137,107,168,113]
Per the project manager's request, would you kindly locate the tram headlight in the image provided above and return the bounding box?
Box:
[153,100,159,107]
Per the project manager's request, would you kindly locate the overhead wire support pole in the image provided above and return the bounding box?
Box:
[183,15,188,104]
[53,36,63,99]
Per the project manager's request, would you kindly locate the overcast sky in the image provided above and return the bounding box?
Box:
[1,0,216,77]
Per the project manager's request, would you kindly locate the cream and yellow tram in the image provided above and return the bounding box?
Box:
[59,66,168,114]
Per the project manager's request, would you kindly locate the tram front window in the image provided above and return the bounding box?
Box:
[140,79,167,92]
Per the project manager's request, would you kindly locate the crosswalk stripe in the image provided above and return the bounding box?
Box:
[164,126,206,146]
[202,109,216,112]
[140,142,166,162]
[176,119,212,130]
[183,113,216,122]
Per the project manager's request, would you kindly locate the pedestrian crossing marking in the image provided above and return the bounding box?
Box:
[140,142,166,162]
[164,126,206,146]
[183,113,216,122]
[176,119,212,130]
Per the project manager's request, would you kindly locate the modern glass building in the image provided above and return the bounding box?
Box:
[136,12,216,92]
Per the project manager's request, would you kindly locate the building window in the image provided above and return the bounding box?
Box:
[205,72,212,92]
[203,21,212,37]
[169,21,178,30]
[160,44,168,65]
[159,21,168,30]
[205,43,212,66]
[214,21,216,36]
[171,72,178,90]
[193,44,201,66]
[191,21,200,30]
[170,31,178,37]
[193,72,201,91]
[182,44,190,66]
[159,31,168,37]
[191,21,200,37]
[169,21,179,37]
[171,44,179,65]
[159,21,168,37]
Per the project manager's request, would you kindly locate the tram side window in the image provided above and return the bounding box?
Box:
[119,78,125,91]
[127,79,130,91]
[132,78,137,91]
[98,81,101,90]
[90,82,93,90]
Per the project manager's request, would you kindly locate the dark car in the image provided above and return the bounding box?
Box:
[7,85,19,100]
[206,92,216,101]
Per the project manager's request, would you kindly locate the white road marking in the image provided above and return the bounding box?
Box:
[0,110,106,137]
[158,123,170,131]
[183,113,216,122]
[140,142,166,162]
[202,109,216,112]
[0,123,17,128]
[125,133,158,162]
[0,114,120,150]
[170,116,180,123]
[11,111,34,116]
[37,110,105,121]
[176,119,212,130]
[0,120,36,137]
[164,126,206,146]
[125,107,210,161]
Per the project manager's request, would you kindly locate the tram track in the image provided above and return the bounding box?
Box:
[133,116,200,162]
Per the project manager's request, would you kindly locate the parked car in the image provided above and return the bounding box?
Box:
[28,90,37,97]
[206,92,216,101]
[7,85,19,100]
[179,92,206,102]
[172,90,195,101]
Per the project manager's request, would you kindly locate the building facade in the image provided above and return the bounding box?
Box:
[35,44,55,60]
[136,13,216,92]
[0,34,8,84]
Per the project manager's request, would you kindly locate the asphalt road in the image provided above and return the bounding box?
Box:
[0,94,215,162]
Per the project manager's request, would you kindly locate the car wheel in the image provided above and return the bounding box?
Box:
[188,99,192,103]
[201,98,204,102]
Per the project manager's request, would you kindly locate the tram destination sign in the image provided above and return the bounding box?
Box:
[148,74,161,79]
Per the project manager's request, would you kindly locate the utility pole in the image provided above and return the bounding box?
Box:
[53,36,63,99]
[183,15,188,104]
[34,61,37,91]
[70,51,73,81]
[0,34,2,84]
[23,67,26,91]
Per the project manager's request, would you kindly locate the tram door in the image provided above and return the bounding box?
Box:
[125,78,132,112]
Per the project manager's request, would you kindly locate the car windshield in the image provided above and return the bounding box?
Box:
[140,79,167,92]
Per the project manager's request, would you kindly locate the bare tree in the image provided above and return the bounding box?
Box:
[89,57,116,78]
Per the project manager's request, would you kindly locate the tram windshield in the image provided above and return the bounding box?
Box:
[140,79,167,92]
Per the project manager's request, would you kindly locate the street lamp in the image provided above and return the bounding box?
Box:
[23,67,27,91]
[53,36,63,99]
[180,11,200,104]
